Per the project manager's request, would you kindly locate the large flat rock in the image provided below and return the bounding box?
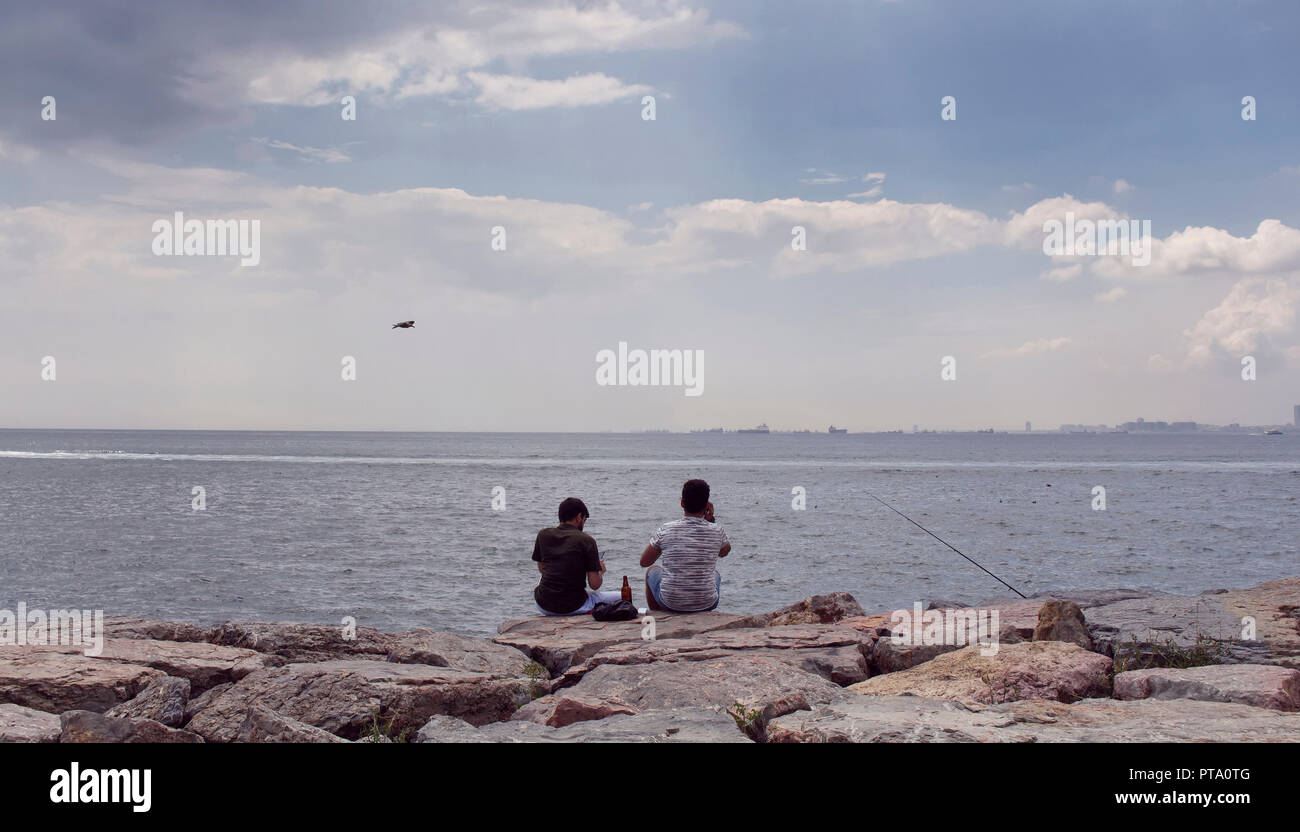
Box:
[767,696,1300,743]
[185,660,532,742]
[849,641,1113,704]
[209,620,532,674]
[418,707,752,743]
[554,624,876,687]
[0,639,277,693]
[1086,579,1299,667]
[523,654,850,728]
[0,703,61,742]
[103,616,211,643]
[843,599,1046,642]
[493,611,750,676]
[1115,664,1300,711]
[0,651,164,713]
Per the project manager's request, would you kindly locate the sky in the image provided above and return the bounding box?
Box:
[2,0,1299,432]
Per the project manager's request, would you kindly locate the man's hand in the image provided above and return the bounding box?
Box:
[704,502,715,523]
[599,558,607,574]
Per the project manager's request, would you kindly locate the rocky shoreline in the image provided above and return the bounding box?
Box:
[2,578,1297,743]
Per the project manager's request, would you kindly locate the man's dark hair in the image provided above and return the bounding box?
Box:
[558,497,589,523]
[682,479,710,514]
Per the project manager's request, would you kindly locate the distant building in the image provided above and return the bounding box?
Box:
[1295,405,1299,427]
[1025,421,1032,432]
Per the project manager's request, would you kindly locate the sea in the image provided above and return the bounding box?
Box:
[0,429,1296,637]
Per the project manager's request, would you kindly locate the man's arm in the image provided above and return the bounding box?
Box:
[640,543,661,568]
[719,542,732,558]
[586,542,606,590]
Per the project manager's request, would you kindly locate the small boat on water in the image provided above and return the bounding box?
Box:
[738,423,770,434]
[1265,429,1283,435]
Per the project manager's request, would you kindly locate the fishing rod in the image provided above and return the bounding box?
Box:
[867,492,1027,599]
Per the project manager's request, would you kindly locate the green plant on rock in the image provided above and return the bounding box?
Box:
[523,661,549,700]
[1112,632,1230,674]
[357,706,410,743]
[727,700,765,742]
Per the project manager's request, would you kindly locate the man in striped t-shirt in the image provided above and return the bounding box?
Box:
[640,479,732,612]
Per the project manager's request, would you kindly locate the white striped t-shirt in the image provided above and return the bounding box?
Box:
[650,516,729,611]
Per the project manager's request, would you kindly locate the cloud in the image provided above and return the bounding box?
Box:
[1185,278,1298,364]
[1095,286,1127,303]
[1042,264,1083,283]
[251,137,353,164]
[0,2,746,148]
[983,337,1072,359]
[1112,179,1134,194]
[466,72,650,110]
[660,196,994,276]
[217,2,741,109]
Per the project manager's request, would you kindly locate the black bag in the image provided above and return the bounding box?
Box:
[591,600,638,621]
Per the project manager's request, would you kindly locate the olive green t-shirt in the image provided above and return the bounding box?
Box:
[532,525,600,613]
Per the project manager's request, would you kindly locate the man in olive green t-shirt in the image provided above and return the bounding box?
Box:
[532,497,622,615]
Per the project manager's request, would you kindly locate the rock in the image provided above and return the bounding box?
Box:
[185,660,531,742]
[870,638,962,675]
[556,623,875,687]
[849,599,1046,648]
[767,696,1300,743]
[0,703,61,742]
[1218,579,1300,668]
[418,708,752,743]
[59,710,204,743]
[0,651,164,713]
[1033,600,1093,650]
[1087,579,1300,667]
[543,655,849,726]
[208,621,396,662]
[105,676,190,727]
[0,639,276,694]
[386,630,532,676]
[184,682,232,723]
[103,616,211,643]
[493,611,750,676]
[1114,664,1300,711]
[234,705,349,743]
[512,693,640,727]
[209,621,534,675]
[1018,589,1156,608]
[752,593,867,627]
[850,641,1113,704]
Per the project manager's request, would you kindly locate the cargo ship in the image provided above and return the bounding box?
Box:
[738,423,770,434]
[829,425,847,434]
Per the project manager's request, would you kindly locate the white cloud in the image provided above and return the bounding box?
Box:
[252,137,353,164]
[1185,278,1298,364]
[983,337,1072,359]
[1042,264,1084,283]
[1095,286,1127,303]
[467,72,650,110]
[203,2,743,110]
[1112,179,1134,194]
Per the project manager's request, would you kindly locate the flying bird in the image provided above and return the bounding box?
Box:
[392,321,415,329]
